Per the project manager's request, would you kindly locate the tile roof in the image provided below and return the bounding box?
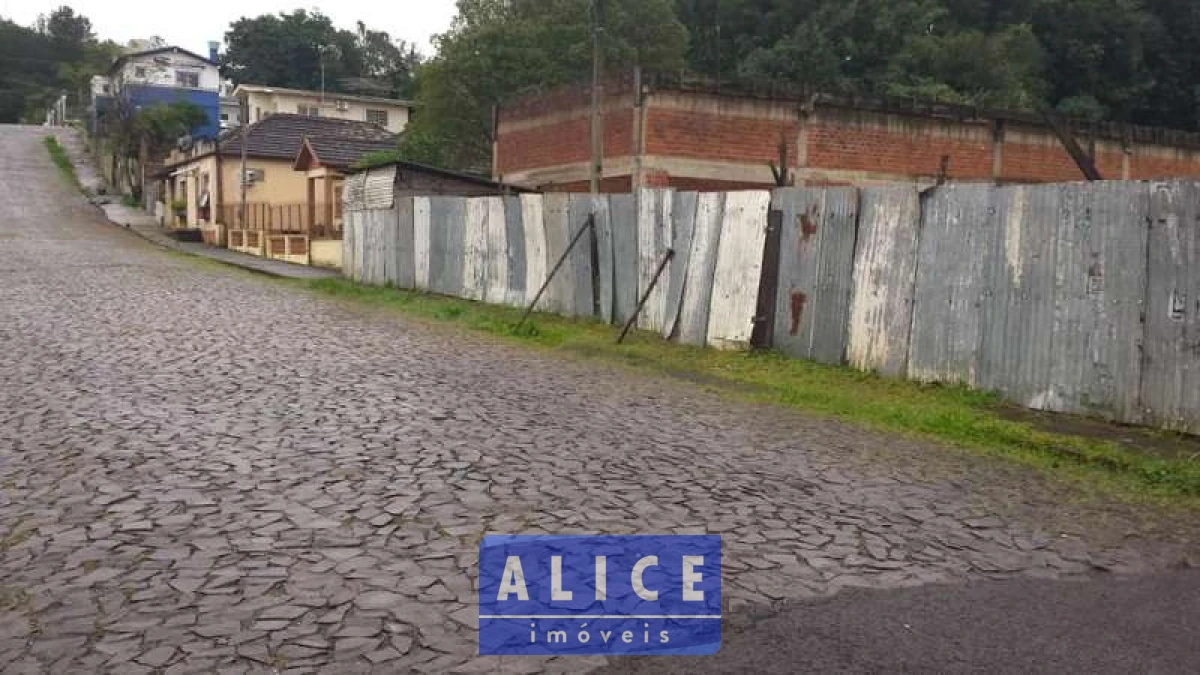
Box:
[218,114,397,166]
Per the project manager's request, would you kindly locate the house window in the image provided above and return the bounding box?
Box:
[365,109,388,127]
[176,71,200,88]
[219,112,229,121]
[297,104,319,116]
[133,66,146,78]
[101,84,110,94]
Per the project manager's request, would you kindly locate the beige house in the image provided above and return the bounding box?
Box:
[157,114,397,267]
[231,84,412,135]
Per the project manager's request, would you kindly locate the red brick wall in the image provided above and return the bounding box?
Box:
[496,87,1200,188]
[807,122,993,180]
[645,108,799,165]
[541,176,633,193]
[496,109,633,175]
[1131,154,1200,179]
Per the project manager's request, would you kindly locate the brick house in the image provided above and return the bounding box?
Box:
[494,74,1200,192]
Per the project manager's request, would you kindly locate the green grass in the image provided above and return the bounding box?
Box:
[44,135,79,188]
[307,278,1200,506]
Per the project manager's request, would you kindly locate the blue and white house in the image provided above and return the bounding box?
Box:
[90,43,223,139]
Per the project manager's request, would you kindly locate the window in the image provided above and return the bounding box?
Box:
[219,112,229,121]
[256,107,261,122]
[175,70,200,88]
[365,109,388,127]
[296,104,319,117]
[100,84,110,94]
[133,66,146,78]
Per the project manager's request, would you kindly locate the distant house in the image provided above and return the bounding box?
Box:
[156,114,397,265]
[231,84,413,135]
[91,44,222,140]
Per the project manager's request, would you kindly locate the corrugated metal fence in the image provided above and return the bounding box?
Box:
[345,183,1200,435]
[344,190,772,350]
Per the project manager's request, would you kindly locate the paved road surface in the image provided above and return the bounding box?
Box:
[1,124,1197,673]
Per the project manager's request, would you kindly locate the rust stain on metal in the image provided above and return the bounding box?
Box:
[789,290,808,336]
[799,207,818,244]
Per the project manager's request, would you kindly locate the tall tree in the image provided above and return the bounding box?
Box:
[402,0,689,171]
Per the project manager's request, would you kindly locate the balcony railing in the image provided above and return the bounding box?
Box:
[217,202,343,239]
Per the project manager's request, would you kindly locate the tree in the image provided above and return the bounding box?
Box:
[402,0,689,171]
[222,10,360,93]
[101,96,207,199]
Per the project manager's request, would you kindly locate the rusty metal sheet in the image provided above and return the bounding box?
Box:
[677,192,725,346]
[771,187,859,364]
[429,197,465,297]
[609,193,639,325]
[707,191,771,350]
[413,197,432,291]
[541,194,573,315]
[907,184,999,387]
[363,165,396,210]
[1046,182,1148,422]
[977,184,1060,408]
[847,187,922,377]
[521,194,549,309]
[482,197,509,306]
[637,189,674,331]
[503,196,527,307]
[1143,181,1200,433]
[663,191,698,339]
[568,195,598,317]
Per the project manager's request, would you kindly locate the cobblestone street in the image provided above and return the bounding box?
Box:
[1,125,1196,674]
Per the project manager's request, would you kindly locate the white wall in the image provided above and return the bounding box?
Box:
[245,91,410,134]
[117,52,220,92]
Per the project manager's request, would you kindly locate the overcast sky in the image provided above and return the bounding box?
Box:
[1,1,459,56]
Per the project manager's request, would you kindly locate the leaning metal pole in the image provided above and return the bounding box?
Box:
[515,214,596,331]
[617,248,675,344]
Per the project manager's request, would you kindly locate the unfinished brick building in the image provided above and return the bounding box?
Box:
[493,75,1200,192]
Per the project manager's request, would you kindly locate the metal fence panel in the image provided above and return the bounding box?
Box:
[677,192,725,347]
[413,197,432,291]
[847,187,923,376]
[592,196,615,323]
[380,206,400,286]
[1048,182,1148,422]
[521,194,549,309]
[707,191,771,350]
[664,191,699,339]
[503,196,527,308]
[482,197,509,306]
[1143,181,1200,433]
[542,194,573,314]
[770,187,859,363]
[610,193,639,325]
[429,197,466,297]
[978,184,1060,407]
[637,189,674,331]
[342,209,359,281]
[568,195,598,317]
[811,188,860,364]
[395,197,416,290]
[907,184,998,386]
[462,198,489,302]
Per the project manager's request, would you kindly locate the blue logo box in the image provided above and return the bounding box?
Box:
[478,534,721,656]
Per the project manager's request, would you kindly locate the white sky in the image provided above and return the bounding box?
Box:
[0,0,458,56]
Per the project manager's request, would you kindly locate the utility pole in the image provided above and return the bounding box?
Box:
[589,0,606,196]
[239,94,248,228]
